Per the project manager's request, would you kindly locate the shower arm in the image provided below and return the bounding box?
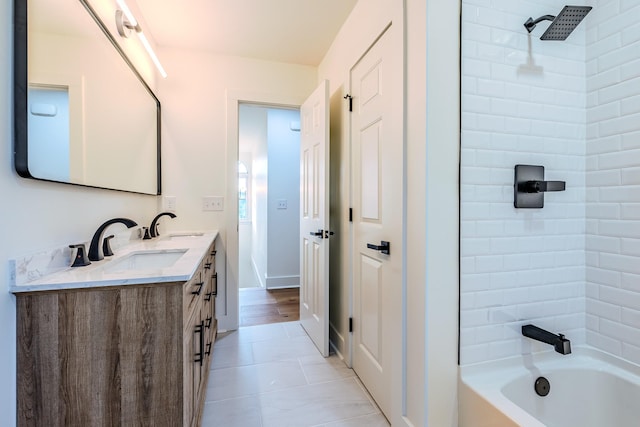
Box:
[524,15,556,33]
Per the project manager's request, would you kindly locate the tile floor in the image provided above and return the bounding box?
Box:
[201,321,390,427]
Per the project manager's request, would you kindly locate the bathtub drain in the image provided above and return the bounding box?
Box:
[534,376,550,397]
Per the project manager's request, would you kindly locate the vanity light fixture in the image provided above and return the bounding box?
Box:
[115,0,167,78]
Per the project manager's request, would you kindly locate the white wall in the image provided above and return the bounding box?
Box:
[157,50,315,233]
[424,0,460,425]
[2,1,159,424]
[585,0,640,363]
[266,108,300,288]
[460,0,588,365]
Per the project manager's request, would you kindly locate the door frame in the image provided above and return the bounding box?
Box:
[222,89,306,331]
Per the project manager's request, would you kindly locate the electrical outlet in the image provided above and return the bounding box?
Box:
[277,199,288,209]
[163,196,177,212]
[203,196,224,211]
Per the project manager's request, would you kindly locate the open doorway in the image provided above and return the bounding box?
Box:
[237,103,301,326]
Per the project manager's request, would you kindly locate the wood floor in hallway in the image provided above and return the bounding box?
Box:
[239,287,300,327]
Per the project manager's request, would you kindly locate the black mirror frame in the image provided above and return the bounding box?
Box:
[13,0,162,195]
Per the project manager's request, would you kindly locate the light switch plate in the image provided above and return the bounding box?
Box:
[203,196,224,211]
[163,196,177,212]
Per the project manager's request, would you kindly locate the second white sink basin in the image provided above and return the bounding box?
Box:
[166,233,204,241]
[102,249,188,273]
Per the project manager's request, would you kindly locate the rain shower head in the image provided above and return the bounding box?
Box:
[524,5,592,40]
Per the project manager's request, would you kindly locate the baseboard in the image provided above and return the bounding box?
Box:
[250,256,265,288]
[265,274,300,289]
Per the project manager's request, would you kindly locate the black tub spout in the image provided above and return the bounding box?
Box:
[522,324,571,355]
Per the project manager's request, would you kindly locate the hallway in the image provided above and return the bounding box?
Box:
[201,322,390,427]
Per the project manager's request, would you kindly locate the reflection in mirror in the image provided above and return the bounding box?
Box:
[14,0,161,194]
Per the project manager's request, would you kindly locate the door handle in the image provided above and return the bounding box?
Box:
[310,229,324,238]
[367,241,390,255]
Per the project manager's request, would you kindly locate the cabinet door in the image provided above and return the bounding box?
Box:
[183,260,205,427]
[18,285,184,426]
[183,319,194,426]
[203,284,215,365]
[120,285,182,425]
[204,242,217,352]
[184,307,206,426]
[192,315,205,423]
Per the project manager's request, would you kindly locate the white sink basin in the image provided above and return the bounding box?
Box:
[166,233,204,241]
[102,249,188,273]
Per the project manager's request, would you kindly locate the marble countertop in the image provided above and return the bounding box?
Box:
[10,231,218,293]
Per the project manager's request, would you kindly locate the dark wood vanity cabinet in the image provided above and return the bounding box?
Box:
[16,243,217,427]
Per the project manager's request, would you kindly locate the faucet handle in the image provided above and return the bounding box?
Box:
[142,227,152,240]
[69,244,91,267]
[102,235,115,257]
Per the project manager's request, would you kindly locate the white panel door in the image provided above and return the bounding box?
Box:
[351,27,402,419]
[300,80,330,357]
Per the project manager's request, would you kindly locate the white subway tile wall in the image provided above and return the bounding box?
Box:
[460,0,588,365]
[586,0,640,364]
[461,0,640,366]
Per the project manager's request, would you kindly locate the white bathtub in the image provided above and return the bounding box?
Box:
[459,347,640,427]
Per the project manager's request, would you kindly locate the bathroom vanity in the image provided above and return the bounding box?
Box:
[12,232,218,427]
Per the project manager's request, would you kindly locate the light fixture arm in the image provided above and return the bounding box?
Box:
[114,3,167,78]
[524,15,556,33]
[116,9,141,38]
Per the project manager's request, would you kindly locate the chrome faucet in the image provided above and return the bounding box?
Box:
[149,212,177,238]
[88,218,138,261]
[522,324,571,355]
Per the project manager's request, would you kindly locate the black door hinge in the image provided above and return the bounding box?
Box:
[344,94,353,112]
[349,317,353,333]
[349,208,353,222]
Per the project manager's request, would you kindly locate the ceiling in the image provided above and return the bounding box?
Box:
[134,0,359,66]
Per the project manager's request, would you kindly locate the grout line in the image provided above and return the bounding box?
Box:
[298,357,311,385]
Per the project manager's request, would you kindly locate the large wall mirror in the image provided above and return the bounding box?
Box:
[14,0,161,195]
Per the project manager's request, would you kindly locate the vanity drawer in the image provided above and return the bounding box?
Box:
[203,243,216,274]
[184,267,204,318]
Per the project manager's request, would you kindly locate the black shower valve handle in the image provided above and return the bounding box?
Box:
[520,180,566,193]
